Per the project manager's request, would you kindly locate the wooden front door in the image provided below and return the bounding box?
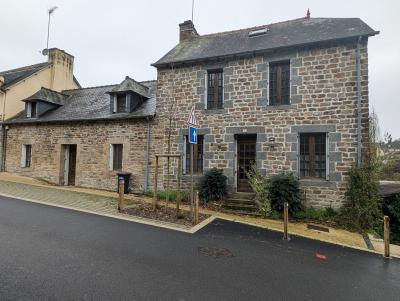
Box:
[237,136,256,192]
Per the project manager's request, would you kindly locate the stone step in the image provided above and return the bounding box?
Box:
[227,192,255,199]
[223,202,257,211]
[225,198,256,205]
[221,208,262,216]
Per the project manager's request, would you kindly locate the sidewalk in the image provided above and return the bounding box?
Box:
[0,172,399,257]
[0,173,199,233]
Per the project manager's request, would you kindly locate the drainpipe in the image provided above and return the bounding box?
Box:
[0,89,7,171]
[1,88,7,122]
[1,125,8,172]
[356,36,362,167]
[144,117,152,191]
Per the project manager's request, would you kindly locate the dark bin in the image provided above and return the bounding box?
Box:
[117,172,131,194]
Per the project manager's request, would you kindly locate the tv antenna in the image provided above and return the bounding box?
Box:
[43,6,58,55]
[191,0,194,22]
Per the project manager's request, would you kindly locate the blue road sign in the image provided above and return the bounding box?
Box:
[189,126,198,144]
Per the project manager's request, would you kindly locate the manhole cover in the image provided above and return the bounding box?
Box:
[198,247,234,258]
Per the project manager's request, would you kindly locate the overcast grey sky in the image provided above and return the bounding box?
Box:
[1,0,399,138]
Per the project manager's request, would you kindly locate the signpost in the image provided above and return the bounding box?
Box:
[187,107,199,221]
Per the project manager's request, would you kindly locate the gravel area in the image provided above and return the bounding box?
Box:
[122,203,210,227]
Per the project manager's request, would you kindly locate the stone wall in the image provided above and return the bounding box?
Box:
[4,119,162,192]
[155,39,370,208]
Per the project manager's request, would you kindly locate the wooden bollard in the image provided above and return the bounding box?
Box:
[193,191,199,225]
[384,215,390,258]
[118,179,124,212]
[283,202,289,240]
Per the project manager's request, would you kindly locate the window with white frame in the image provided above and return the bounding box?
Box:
[21,144,32,168]
[109,144,123,171]
[26,102,37,118]
[113,94,127,113]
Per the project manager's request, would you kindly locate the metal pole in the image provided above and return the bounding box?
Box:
[194,190,199,225]
[177,156,182,217]
[384,215,390,258]
[283,202,289,240]
[190,143,194,219]
[118,179,124,212]
[356,36,362,167]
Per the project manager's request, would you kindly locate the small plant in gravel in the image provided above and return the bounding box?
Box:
[199,168,227,203]
[293,207,337,222]
[269,172,301,214]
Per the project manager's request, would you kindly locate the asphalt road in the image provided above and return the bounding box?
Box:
[0,195,399,301]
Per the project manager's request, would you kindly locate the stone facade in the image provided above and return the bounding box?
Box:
[4,119,162,193]
[155,39,369,208]
[2,38,371,209]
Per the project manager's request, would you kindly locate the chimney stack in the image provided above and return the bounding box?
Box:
[179,20,198,42]
[47,48,75,91]
[306,8,311,19]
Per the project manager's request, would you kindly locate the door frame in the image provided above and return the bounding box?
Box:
[235,134,257,192]
[60,144,77,186]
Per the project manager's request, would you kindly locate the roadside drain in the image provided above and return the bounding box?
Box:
[198,247,234,258]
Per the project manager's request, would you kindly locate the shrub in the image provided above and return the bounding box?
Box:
[143,190,190,202]
[199,168,227,202]
[338,164,382,232]
[269,172,301,214]
[379,194,400,244]
[246,164,271,216]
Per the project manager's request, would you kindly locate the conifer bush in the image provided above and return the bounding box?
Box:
[269,172,302,214]
[199,168,227,202]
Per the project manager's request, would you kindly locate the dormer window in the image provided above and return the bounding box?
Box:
[109,76,150,114]
[26,102,37,118]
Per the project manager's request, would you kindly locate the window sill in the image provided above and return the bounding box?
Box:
[183,173,203,178]
[264,104,295,111]
[202,108,227,115]
[299,178,335,187]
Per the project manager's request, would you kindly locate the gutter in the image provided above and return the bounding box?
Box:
[0,88,7,171]
[0,124,8,172]
[356,36,362,167]
[3,114,156,126]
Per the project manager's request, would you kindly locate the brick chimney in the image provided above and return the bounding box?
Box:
[179,20,199,42]
[48,48,75,91]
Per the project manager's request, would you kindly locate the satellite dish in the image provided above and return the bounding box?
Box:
[42,48,49,56]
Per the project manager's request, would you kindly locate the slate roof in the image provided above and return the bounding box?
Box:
[23,87,69,106]
[153,17,379,67]
[0,62,49,89]
[109,76,150,98]
[7,80,157,124]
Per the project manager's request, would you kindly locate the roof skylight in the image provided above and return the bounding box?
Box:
[248,27,269,37]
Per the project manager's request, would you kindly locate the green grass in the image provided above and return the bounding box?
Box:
[292,207,337,222]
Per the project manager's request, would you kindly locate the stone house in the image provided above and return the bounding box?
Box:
[2,77,159,192]
[152,17,378,208]
[1,16,379,208]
